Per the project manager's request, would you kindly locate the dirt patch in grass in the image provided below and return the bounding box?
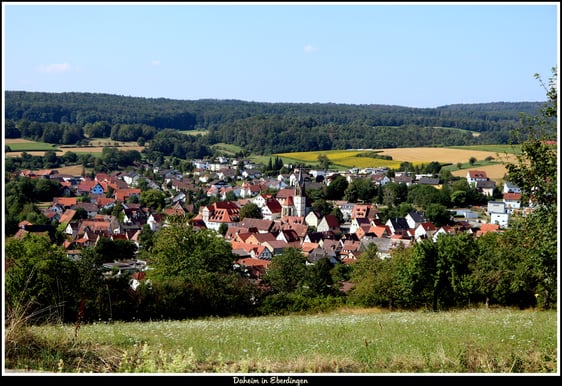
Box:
[53,165,88,176]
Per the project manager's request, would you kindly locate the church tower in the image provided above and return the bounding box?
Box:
[293,168,307,218]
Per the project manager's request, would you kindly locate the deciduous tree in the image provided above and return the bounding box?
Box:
[502,67,557,309]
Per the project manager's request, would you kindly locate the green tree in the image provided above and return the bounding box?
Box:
[149,223,235,281]
[224,190,238,202]
[347,244,381,307]
[317,154,331,170]
[140,189,167,211]
[74,246,109,321]
[137,224,155,255]
[472,232,530,308]
[311,198,334,218]
[33,178,62,202]
[301,257,338,297]
[239,202,263,220]
[502,67,557,309]
[407,184,444,208]
[344,177,376,203]
[435,232,477,308]
[381,182,408,207]
[5,234,80,323]
[218,223,229,236]
[263,247,307,294]
[73,207,89,220]
[407,234,475,311]
[324,174,348,200]
[144,223,254,318]
[424,203,452,227]
[94,238,137,263]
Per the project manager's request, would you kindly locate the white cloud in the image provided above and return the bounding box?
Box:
[37,63,71,74]
[304,44,318,54]
[151,60,161,66]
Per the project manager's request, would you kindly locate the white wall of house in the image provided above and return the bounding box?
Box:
[490,212,509,228]
[487,201,505,214]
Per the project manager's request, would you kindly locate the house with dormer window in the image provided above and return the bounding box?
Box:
[197,201,240,232]
[466,170,488,185]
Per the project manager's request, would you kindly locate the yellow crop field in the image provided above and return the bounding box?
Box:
[276,150,404,169]
[377,147,517,182]
[276,147,519,182]
[374,147,516,164]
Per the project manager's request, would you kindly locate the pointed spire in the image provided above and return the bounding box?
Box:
[295,167,305,197]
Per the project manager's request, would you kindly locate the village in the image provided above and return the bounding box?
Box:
[14,155,526,287]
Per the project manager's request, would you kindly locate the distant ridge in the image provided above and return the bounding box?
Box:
[4,90,546,154]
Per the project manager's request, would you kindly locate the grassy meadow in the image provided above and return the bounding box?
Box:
[4,307,557,374]
[4,138,62,153]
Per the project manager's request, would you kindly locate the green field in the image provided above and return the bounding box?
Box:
[212,142,244,155]
[5,142,62,152]
[5,307,556,373]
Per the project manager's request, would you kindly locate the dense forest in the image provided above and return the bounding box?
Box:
[4,91,545,156]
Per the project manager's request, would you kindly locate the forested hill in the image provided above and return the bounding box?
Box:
[4,90,545,154]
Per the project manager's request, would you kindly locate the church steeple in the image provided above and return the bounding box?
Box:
[295,168,304,197]
[294,167,306,217]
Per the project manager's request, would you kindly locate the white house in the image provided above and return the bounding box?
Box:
[487,201,505,214]
[490,212,509,228]
[503,181,522,194]
[466,170,488,185]
[503,192,522,213]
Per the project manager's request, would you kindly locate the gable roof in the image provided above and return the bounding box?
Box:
[54,197,78,207]
[59,209,77,226]
[476,223,501,236]
[238,218,277,232]
[503,192,522,201]
[407,211,427,223]
[387,217,409,230]
[320,214,340,228]
[467,170,488,179]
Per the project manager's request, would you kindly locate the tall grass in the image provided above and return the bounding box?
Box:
[5,307,557,374]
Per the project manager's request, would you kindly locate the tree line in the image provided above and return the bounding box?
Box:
[5,91,546,156]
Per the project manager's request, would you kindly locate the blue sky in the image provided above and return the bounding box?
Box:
[2,2,559,108]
